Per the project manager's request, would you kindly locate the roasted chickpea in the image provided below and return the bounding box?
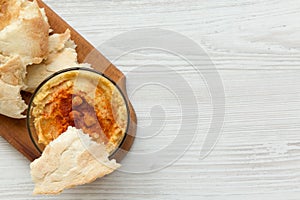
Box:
[72,96,83,107]
[83,113,97,127]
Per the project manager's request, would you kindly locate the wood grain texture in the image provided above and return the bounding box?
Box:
[1,0,300,199]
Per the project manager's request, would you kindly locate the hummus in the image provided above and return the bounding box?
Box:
[31,69,128,154]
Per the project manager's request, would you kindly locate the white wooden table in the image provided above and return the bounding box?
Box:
[1,0,300,199]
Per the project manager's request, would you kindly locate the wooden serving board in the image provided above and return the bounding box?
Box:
[0,0,137,162]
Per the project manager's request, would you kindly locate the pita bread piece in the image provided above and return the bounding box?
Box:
[0,54,26,87]
[0,0,49,65]
[0,54,27,118]
[30,126,121,195]
[25,29,91,93]
[0,79,27,118]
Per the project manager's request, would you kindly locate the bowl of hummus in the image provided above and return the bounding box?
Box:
[27,67,129,156]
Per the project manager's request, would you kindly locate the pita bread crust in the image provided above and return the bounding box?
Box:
[25,29,91,93]
[0,79,27,118]
[0,0,49,65]
[30,126,120,195]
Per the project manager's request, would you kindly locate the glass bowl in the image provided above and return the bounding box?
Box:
[27,67,130,157]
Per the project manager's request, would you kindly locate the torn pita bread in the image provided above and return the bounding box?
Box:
[25,29,91,93]
[30,126,120,195]
[0,54,26,87]
[0,0,49,65]
[0,54,27,118]
[48,29,73,53]
[0,79,27,118]
[0,0,49,119]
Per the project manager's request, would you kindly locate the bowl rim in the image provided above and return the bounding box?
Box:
[26,67,131,158]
